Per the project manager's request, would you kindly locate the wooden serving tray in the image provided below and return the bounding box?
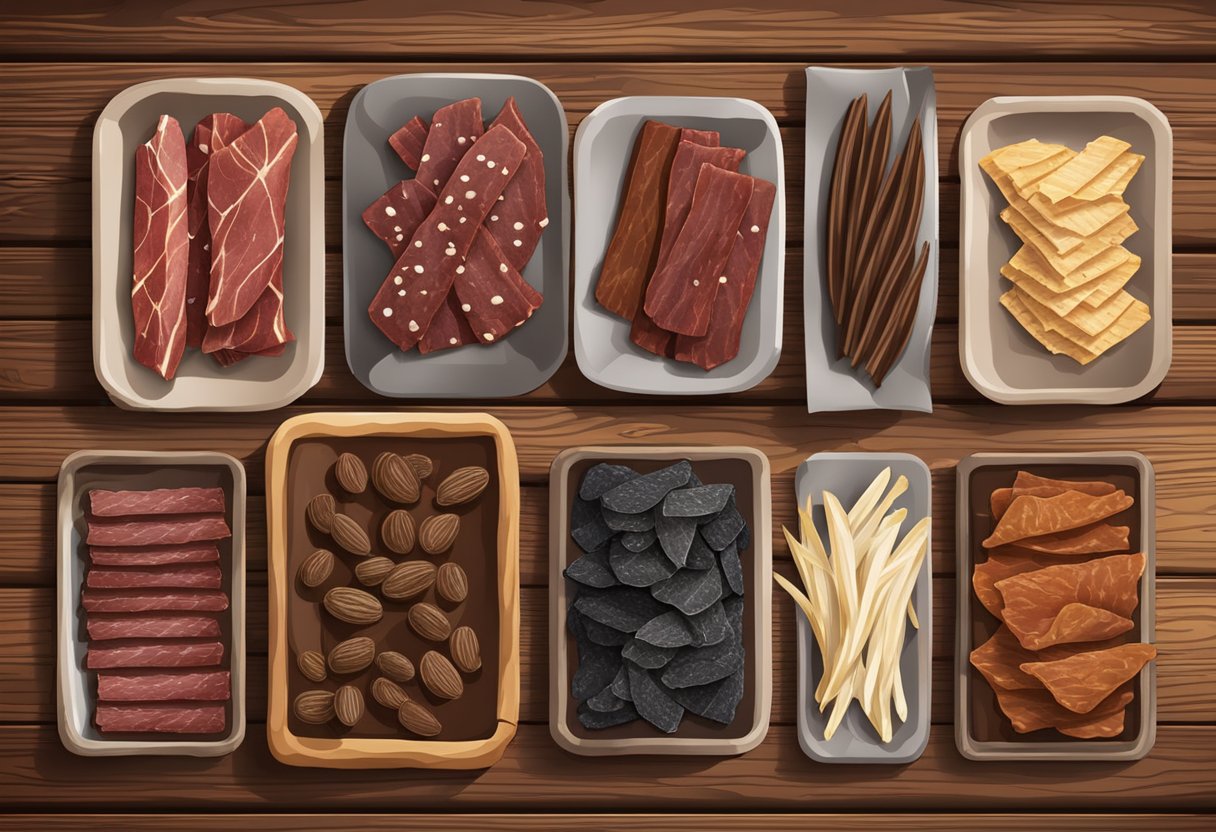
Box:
[265,412,520,768]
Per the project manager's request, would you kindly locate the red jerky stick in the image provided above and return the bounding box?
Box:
[89,486,225,517]
[643,165,755,337]
[415,98,483,192]
[420,291,480,354]
[453,229,543,343]
[389,115,429,170]
[486,97,548,271]
[362,178,437,258]
[87,515,232,547]
[96,703,226,734]
[679,127,720,147]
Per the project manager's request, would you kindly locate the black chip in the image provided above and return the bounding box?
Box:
[627,662,684,734]
[571,508,615,554]
[666,666,744,725]
[574,586,668,632]
[609,538,678,588]
[610,665,632,702]
[701,499,746,551]
[579,463,638,501]
[601,505,656,532]
[571,635,622,700]
[622,637,677,669]
[655,510,698,567]
[718,540,745,596]
[650,561,724,616]
[586,682,628,713]
[578,702,639,729]
[661,625,743,689]
[581,614,630,647]
[662,484,735,518]
[564,548,619,589]
[600,460,692,514]
[620,528,658,552]
[571,496,599,529]
[737,520,751,552]
[635,610,694,648]
[724,593,745,633]
[685,531,718,570]
[686,601,728,647]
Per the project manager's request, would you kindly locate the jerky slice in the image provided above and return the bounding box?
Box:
[663,484,735,517]
[579,463,638,500]
[622,637,677,670]
[564,548,619,588]
[635,610,694,648]
[651,563,724,616]
[628,662,684,733]
[415,98,483,192]
[609,539,678,588]
[601,460,693,514]
[485,96,548,271]
[655,510,699,567]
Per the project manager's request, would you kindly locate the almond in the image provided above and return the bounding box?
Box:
[381,509,416,554]
[435,562,468,603]
[372,452,420,504]
[419,513,460,554]
[306,493,336,534]
[408,602,451,641]
[381,561,436,600]
[371,676,410,709]
[294,690,334,724]
[335,452,368,494]
[298,548,335,588]
[419,650,463,700]
[404,453,433,481]
[375,650,415,682]
[297,650,327,683]
[323,586,383,625]
[330,512,371,556]
[327,636,375,674]
[436,466,490,506]
[450,625,482,673]
[334,684,364,727]
[355,556,395,586]
[398,700,442,737]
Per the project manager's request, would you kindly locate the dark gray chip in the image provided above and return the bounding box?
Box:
[609,538,678,588]
[586,682,628,713]
[661,629,743,689]
[620,528,658,552]
[579,463,638,501]
[571,508,615,554]
[602,506,656,532]
[578,702,639,729]
[600,460,693,514]
[635,610,694,648]
[685,532,717,570]
[650,561,724,616]
[571,496,599,529]
[566,601,586,640]
[687,601,728,647]
[724,593,745,633]
[622,637,677,669]
[666,667,744,725]
[663,484,735,518]
[610,665,632,702]
[686,468,703,488]
[701,500,746,551]
[628,662,684,734]
[718,540,745,596]
[581,614,630,646]
[574,586,668,632]
[564,548,619,588]
[571,635,622,701]
[655,510,698,567]
[737,520,751,552]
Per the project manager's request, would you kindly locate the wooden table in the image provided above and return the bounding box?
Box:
[1,2,1214,828]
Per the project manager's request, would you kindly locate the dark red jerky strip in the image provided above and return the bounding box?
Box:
[674,178,776,369]
[98,670,231,702]
[419,291,480,353]
[630,309,676,357]
[679,127,720,147]
[86,640,225,670]
[89,487,225,517]
[82,590,229,613]
[96,703,226,734]
[453,229,543,344]
[415,98,483,192]
[644,165,755,337]
[87,514,232,547]
[90,543,220,566]
[208,341,286,367]
[87,564,223,590]
[369,125,526,351]
[485,96,547,271]
[200,268,293,356]
[362,178,437,258]
[389,115,428,170]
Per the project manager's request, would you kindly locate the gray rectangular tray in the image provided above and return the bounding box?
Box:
[955,452,1157,761]
[93,77,325,411]
[803,67,939,413]
[793,451,932,764]
[342,73,569,398]
[958,96,1172,405]
[57,450,247,756]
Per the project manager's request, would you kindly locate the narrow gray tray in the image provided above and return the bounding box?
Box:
[954,452,1157,761]
[793,451,932,764]
[342,73,569,399]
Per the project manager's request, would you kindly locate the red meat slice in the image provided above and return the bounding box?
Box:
[205,107,298,326]
[132,114,190,380]
[87,514,231,547]
[208,341,287,367]
[98,670,231,702]
[673,178,776,369]
[643,165,755,337]
[485,97,548,271]
[82,590,229,613]
[420,289,480,353]
[90,543,219,567]
[363,178,437,258]
[369,125,526,351]
[96,703,226,734]
[452,229,543,343]
[89,487,225,517]
[86,640,224,669]
[87,564,222,590]
[389,115,429,170]
[87,614,221,641]
[415,98,483,192]
[200,265,294,357]
[680,128,720,147]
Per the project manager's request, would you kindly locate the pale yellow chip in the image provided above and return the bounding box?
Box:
[1002,206,1137,275]
[1026,191,1131,237]
[1067,289,1136,337]
[1034,136,1132,204]
[1009,244,1131,292]
[1000,288,1100,365]
[1019,287,1151,356]
[1006,191,1087,255]
[980,139,1071,177]
[1008,149,1076,194]
[1082,253,1140,309]
[1001,262,1100,316]
[1074,152,1145,200]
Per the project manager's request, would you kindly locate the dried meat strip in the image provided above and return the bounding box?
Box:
[679,128,720,147]
[1013,471,1118,497]
[993,683,1133,736]
[131,115,190,380]
[972,548,1060,619]
[1021,643,1157,714]
[89,487,225,517]
[1015,523,1131,556]
[420,291,481,353]
[969,625,1121,691]
[415,98,483,192]
[485,96,548,271]
[98,670,231,702]
[86,640,224,669]
[87,614,221,641]
[86,515,231,547]
[90,543,220,567]
[82,590,229,613]
[389,115,429,170]
[96,703,226,734]
[983,489,1134,548]
[363,178,437,258]
[87,564,223,590]
[201,263,294,357]
[453,229,543,344]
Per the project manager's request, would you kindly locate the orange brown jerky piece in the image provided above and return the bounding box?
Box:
[1012,470,1118,498]
[1016,523,1131,556]
[971,625,1127,691]
[993,683,1133,735]
[1021,642,1157,714]
[990,487,1014,520]
[972,549,1060,619]
[982,489,1133,548]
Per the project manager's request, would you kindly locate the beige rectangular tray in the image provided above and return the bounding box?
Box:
[265,412,520,768]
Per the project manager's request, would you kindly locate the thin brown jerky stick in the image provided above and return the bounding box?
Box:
[869,241,930,384]
[827,96,865,323]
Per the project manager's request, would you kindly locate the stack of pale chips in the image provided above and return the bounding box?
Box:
[980,136,1151,365]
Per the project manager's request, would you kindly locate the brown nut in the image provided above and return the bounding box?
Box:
[404,453,433,481]
[298,650,327,683]
[328,636,375,674]
[398,700,442,737]
[294,690,334,724]
[450,626,482,673]
[418,513,460,554]
[323,586,383,625]
[306,493,336,534]
[355,556,395,586]
[381,561,436,600]
[436,466,490,506]
[435,562,468,604]
[335,452,368,494]
[372,452,420,504]
[408,602,451,642]
[381,509,416,555]
[371,676,410,709]
[375,651,415,683]
[334,684,365,727]
[298,548,335,588]
[330,513,372,556]
[419,650,463,700]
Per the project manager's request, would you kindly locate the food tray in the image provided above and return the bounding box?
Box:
[954,452,1157,761]
[958,96,1172,405]
[265,412,520,768]
[803,67,939,413]
[572,96,786,396]
[93,77,325,411]
[342,73,569,399]
[549,445,772,755]
[56,450,247,756]
[793,452,932,764]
